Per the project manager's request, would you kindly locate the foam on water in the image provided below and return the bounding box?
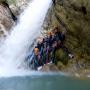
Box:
[0,0,52,77]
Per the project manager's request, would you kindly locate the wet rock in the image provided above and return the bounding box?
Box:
[0,0,29,38]
[16,0,29,13]
[41,64,59,72]
[0,4,14,38]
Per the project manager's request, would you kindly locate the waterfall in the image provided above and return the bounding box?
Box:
[0,0,52,77]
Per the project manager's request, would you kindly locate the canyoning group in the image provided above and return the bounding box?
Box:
[0,0,53,75]
[0,0,74,71]
[26,27,74,70]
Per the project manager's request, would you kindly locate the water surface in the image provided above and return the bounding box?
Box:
[0,74,90,90]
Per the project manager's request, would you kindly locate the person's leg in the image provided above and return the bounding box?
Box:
[40,47,44,66]
[51,48,56,64]
[34,55,39,70]
[30,60,34,69]
[62,45,71,54]
[43,51,46,64]
[38,54,43,66]
[61,45,74,58]
[46,46,49,63]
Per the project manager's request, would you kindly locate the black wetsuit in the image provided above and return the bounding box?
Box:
[55,31,71,55]
[37,43,44,66]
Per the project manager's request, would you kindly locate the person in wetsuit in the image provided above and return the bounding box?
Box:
[53,27,74,59]
[44,32,54,63]
[36,37,44,66]
[33,47,40,70]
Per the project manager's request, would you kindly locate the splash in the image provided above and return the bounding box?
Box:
[0,0,52,77]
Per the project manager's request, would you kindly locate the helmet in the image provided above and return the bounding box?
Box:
[47,32,52,36]
[52,26,59,33]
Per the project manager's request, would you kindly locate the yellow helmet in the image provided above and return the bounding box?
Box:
[47,32,52,36]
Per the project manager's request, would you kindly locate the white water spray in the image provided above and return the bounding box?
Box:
[0,0,52,77]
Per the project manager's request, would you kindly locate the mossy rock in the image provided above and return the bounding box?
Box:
[57,61,65,70]
[56,49,69,65]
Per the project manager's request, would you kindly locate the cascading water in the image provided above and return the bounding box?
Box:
[0,0,52,77]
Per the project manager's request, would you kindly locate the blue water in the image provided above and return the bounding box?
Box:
[0,74,90,90]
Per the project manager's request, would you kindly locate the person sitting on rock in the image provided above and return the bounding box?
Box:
[36,37,44,66]
[53,27,74,59]
[52,27,61,48]
[46,32,53,46]
[33,46,40,70]
[44,32,54,63]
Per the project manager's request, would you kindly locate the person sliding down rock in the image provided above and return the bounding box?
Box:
[1,0,17,22]
[33,47,40,70]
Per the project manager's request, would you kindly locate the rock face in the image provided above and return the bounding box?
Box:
[0,4,14,38]
[45,0,90,69]
[0,0,28,38]
[41,64,59,72]
[16,0,29,13]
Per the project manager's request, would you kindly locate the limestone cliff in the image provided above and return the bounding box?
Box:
[0,3,14,38]
[44,0,90,70]
[0,0,28,38]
